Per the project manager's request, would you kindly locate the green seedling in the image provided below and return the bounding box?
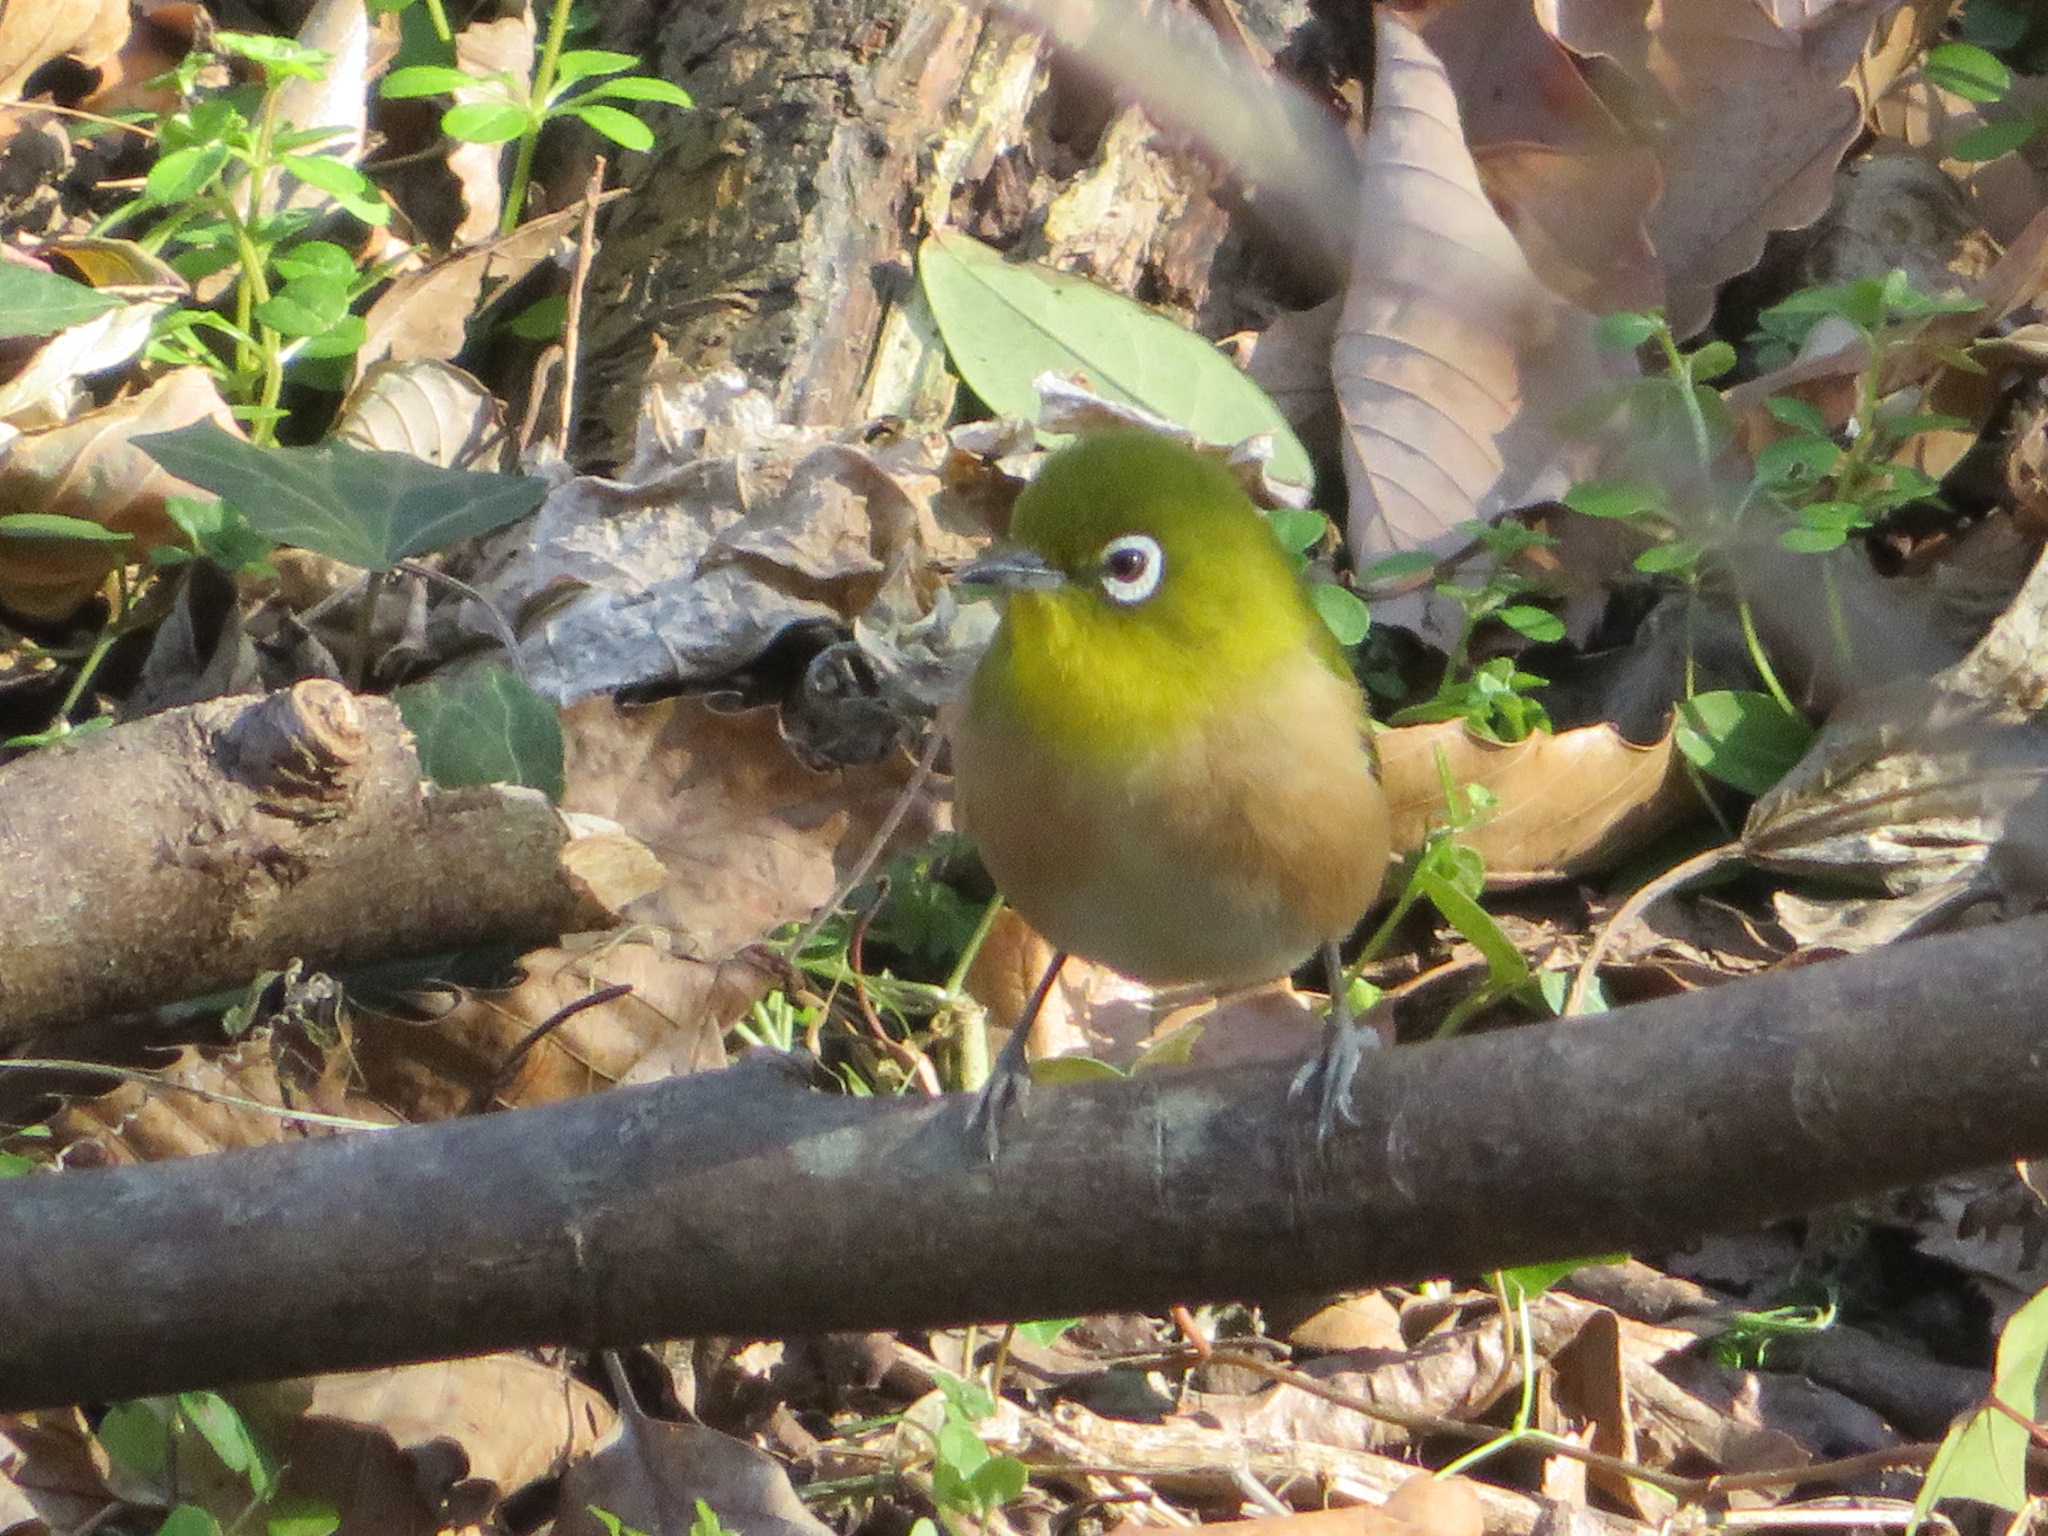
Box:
[381,0,692,235]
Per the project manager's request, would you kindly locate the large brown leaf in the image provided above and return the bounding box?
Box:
[1336,14,1628,583]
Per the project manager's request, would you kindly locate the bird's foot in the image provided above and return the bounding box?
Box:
[1289,1000,1378,1149]
[966,1050,1031,1162]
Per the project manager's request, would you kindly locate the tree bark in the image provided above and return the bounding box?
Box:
[5,911,2047,1410]
[0,681,642,1040]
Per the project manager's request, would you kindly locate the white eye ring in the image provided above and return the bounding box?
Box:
[1098,533,1164,605]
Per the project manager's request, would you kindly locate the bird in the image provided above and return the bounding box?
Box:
[950,429,1392,1155]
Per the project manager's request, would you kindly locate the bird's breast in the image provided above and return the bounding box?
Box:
[954,648,1390,988]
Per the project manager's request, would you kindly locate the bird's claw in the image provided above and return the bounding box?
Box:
[1290,1010,1374,1148]
[966,1055,1031,1162]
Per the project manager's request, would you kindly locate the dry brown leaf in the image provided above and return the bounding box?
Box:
[0,1409,109,1534]
[352,938,762,1121]
[560,693,946,960]
[1380,719,1692,883]
[46,1023,392,1168]
[1336,13,1628,587]
[0,367,237,620]
[233,1356,613,1533]
[1540,0,1917,335]
[358,200,591,371]
[1422,0,1664,310]
[333,358,511,469]
[556,1413,830,1536]
[0,0,127,99]
[1108,1477,1483,1536]
[1744,533,2048,935]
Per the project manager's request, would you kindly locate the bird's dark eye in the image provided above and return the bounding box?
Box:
[1098,533,1164,605]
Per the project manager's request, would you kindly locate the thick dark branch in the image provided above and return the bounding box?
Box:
[7,913,2048,1410]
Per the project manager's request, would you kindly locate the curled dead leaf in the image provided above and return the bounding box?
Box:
[0,367,238,620]
[1380,718,1693,883]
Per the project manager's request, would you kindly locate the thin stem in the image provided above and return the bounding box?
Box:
[1736,597,1798,717]
[501,0,577,234]
[943,896,1005,998]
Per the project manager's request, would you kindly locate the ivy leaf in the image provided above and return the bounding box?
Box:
[134,422,546,569]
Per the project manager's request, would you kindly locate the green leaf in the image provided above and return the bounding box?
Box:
[443,100,531,143]
[279,155,389,224]
[179,1390,272,1496]
[500,293,568,340]
[1687,340,1736,382]
[379,64,474,97]
[0,1150,33,1177]
[970,1456,1027,1510]
[1358,550,1440,584]
[1266,506,1326,555]
[1310,581,1371,645]
[98,1400,171,1476]
[1952,114,2047,163]
[1564,479,1665,521]
[394,663,565,800]
[1414,866,1526,988]
[918,229,1312,486]
[133,423,547,569]
[214,31,331,79]
[1673,691,1814,795]
[0,264,127,338]
[1596,311,1661,349]
[254,274,351,338]
[559,103,655,151]
[1498,1255,1628,1306]
[1764,396,1831,437]
[0,513,134,544]
[1632,539,1701,575]
[550,48,641,85]
[1015,1318,1081,1346]
[936,1419,990,1476]
[1779,527,1846,554]
[1755,433,1841,486]
[157,1506,225,1536]
[271,240,358,284]
[147,143,231,204]
[265,1498,342,1536]
[1925,42,2012,104]
[575,75,695,108]
[1496,604,1563,642]
[293,313,368,361]
[1914,1285,2048,1521]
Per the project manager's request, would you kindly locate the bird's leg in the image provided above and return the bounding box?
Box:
[1289,940,1376,1146]
[967,949,1068,1161]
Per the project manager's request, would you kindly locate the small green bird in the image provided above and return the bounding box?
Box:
[952,430,1392,1152]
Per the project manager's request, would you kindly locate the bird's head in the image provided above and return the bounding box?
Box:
[957,431,1314,669]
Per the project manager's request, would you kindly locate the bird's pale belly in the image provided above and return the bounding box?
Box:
[955,669,1389,990]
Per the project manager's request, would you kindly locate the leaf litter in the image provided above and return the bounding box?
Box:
[10,0,2048,1531]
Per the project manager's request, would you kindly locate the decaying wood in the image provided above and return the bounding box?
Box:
[0,681,642,1041]
[5,912,2048,1409]
[577,0,1278,465]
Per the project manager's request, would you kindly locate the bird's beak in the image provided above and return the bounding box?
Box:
[956,547,1066,592]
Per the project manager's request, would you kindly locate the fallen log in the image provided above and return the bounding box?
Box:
[4,912,2045,1409]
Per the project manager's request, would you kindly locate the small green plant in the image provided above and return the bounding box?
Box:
[1364,519,1560,744]
[97,1392,339,1536]
[926,1372,1028,1523]
[1705,1297,1837,1370]
[380,0,692,236]
[1564,274,1973,789]
[1923,39,2047,162]
[1911,1282,2048,1530]
[1268,506,1373,646]
[95,33,390,439]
